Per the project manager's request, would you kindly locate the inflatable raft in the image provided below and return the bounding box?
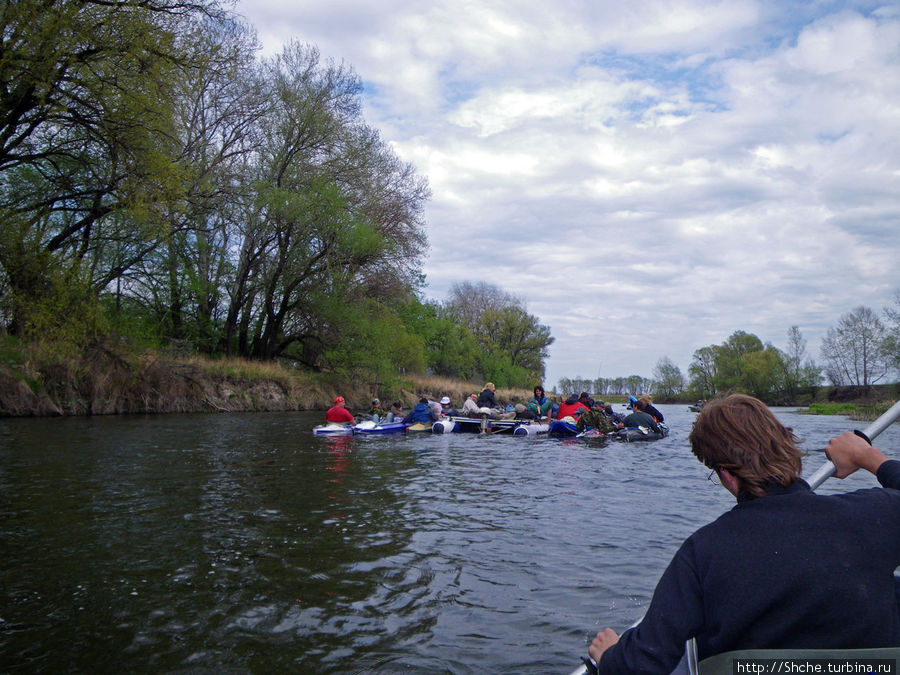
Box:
[612,423,670,442]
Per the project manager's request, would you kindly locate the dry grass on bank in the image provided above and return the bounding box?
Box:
[0,335,612,417]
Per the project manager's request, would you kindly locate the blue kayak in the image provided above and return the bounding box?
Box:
[548,420,578,437]
[353,420,409,435]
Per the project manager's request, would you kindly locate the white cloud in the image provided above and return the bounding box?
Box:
[236,0,900,387]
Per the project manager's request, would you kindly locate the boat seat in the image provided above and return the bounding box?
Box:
[698,647,900,675]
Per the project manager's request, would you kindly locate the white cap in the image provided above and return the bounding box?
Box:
[440,396,451,405]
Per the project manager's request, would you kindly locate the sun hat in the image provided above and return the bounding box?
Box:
[372,398,380,405]
[440,396,451,405]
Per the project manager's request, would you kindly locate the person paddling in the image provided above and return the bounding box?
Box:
[588,394,900,673]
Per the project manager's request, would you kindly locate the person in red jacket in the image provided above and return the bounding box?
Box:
[555,394,589,420]
[325,396,355,424]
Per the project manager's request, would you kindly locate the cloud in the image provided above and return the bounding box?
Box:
[236,0,900,387]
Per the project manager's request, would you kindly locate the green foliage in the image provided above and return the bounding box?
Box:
[15,269,108,358]
[395,299,480,379]
[476,348,532,389]
[100,294,166,349]
[686,331,792,404]
[806,402,858,415]
[318,300,424,386]
[0,334,24,366]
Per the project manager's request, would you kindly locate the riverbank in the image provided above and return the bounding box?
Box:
[0,337,895,418]
[0,341,539,417]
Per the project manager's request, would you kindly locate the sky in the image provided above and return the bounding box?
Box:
[234,0,900,388]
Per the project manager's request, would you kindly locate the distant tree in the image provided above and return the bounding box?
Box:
[686,331,790,403]
[715,331,764,392]
[445,282,521,328]
[444,282,552,383]
[688,345,719,398]
[396,298,479,379]
[820,306,889,387]
[782,326,821,400]
[476,306,553,379]
[653,357,685,400]
[743,347,787,402]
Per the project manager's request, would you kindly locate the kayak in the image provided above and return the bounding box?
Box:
[352,420,409,435]
[312,423,353,436]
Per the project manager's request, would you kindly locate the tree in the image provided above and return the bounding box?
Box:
[820,306,889,387]
[443,281,553,384]
[395,298,480,379]
[743,347,787,402]
[119,17,264,350]
[444,282,521,328]
[688,345,719,399]
[476,306,553,379]
[782,326,821,400]
[219,43,429,362]
[686,331,791,403]
[0,0,223,337]
[653,357,685,400]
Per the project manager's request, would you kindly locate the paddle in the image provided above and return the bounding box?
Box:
[567,400,900,675]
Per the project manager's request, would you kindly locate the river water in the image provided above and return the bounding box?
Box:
[1,404,897,673]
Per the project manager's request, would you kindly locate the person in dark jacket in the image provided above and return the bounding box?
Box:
[588,394,900,673]
[476,382,498,408]
[638,394,664,422]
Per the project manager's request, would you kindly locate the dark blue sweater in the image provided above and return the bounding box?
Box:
[599,460,900,674]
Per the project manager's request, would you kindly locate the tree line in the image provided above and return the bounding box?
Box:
[0,1,553,390]
[557,297,900,405]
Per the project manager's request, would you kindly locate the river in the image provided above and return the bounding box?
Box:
[1,405,897,673]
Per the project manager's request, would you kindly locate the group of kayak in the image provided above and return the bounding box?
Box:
[312,386,669,442]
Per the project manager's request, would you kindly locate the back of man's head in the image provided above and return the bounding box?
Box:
[689,394,803,498]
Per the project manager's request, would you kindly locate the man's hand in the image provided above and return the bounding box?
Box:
[588,628,620,663]
[825,431,888,479]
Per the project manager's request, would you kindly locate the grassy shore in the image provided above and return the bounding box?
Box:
[801,400,898,423]
[0,339,571,416]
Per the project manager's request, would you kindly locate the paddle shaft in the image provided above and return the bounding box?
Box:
[568,400,900,675]
[806,400,900,490]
